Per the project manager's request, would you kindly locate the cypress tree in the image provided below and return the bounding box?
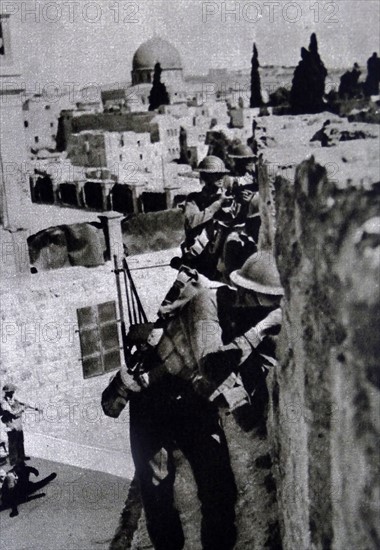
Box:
[339,63,361,99]
[290,33,327,114]
[250,43,263,108]
[179,126,189,163]
[148,63,170,111]
[363,52,380,96]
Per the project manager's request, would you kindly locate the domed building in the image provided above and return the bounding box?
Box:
[102,37,189,112]
[131,37,184,87]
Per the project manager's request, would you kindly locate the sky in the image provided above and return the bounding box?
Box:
[5,0,380,89]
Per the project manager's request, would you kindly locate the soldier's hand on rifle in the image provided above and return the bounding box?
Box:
[120,366,142,393]
[216,190,228,205]
[256,308,282,336]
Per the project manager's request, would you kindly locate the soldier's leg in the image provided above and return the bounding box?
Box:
[2,476,20,517]
[17,430,26,461]
[129,393,184,550]
[7,431,18,466]
[175,397,237,550]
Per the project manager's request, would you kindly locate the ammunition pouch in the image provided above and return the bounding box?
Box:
[101,371,132,418]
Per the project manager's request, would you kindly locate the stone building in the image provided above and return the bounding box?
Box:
[230,106,260,129]
[65,115,180,170]
[0,13,162,477]
[22,94,80,155]
[131,36,184,88]
[22,97,59,154]
[0,12,31,229]
[101,37,188,112]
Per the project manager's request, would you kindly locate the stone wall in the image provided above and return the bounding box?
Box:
[267,153,380,549]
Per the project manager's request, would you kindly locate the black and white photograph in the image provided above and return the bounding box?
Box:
[0,0,379,548]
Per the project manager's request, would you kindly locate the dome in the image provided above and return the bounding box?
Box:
[132,37,182,71]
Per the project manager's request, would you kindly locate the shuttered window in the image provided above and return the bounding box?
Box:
[77,301,121,379]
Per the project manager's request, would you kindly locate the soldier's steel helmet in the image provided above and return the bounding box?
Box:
[197,156,229,174]
[228,144,256,159]
[230,251,284,295]
[2,383,17,393]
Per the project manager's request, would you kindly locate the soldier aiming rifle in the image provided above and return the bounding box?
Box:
[0,383,42,466]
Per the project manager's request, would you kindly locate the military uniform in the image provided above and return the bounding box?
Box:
[129,375,237,550]
[220,144,261,281]
[105,249,283,550]
[0,392,27,466]
[182,186,226,280]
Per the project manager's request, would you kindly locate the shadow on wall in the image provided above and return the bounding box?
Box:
[122,208,185,255]
[28,222,108,272]
[27,209,185,271]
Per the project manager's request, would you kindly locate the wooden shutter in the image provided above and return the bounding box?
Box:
[77,301,121,379]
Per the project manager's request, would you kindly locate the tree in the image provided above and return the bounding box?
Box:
[363,52,380,97]
[338,63,361,99]
[179,126,189,164]
[290,33,327,114]
[148,63,170,111]
[250,43,263,108]
[269,86,291,107]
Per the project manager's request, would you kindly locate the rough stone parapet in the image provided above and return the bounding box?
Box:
[267,149,380,549]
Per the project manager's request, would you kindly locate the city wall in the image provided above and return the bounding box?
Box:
[261,146,380,549]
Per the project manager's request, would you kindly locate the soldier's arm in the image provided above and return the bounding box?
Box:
[0,401,19,418]
[247,191,260,215]
[12,400,26,416]
[184,197,224,229]
[186,289,224,368]
[222,308,282,365]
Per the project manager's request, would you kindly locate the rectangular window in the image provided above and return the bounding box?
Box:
[77,301,121,379]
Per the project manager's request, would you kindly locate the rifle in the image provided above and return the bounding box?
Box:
[18,402,43,413]
[100,339,168,419]
[103,256,162,418]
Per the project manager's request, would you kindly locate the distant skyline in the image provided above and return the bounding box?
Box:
[6,0,380,89]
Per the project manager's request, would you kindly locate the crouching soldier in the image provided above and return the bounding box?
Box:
[179,155,232,280]
[218,144,262,280]
[152,251,283,432]
[103,251,283,549]
[207,251,283,431]
[228,143,258,191]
